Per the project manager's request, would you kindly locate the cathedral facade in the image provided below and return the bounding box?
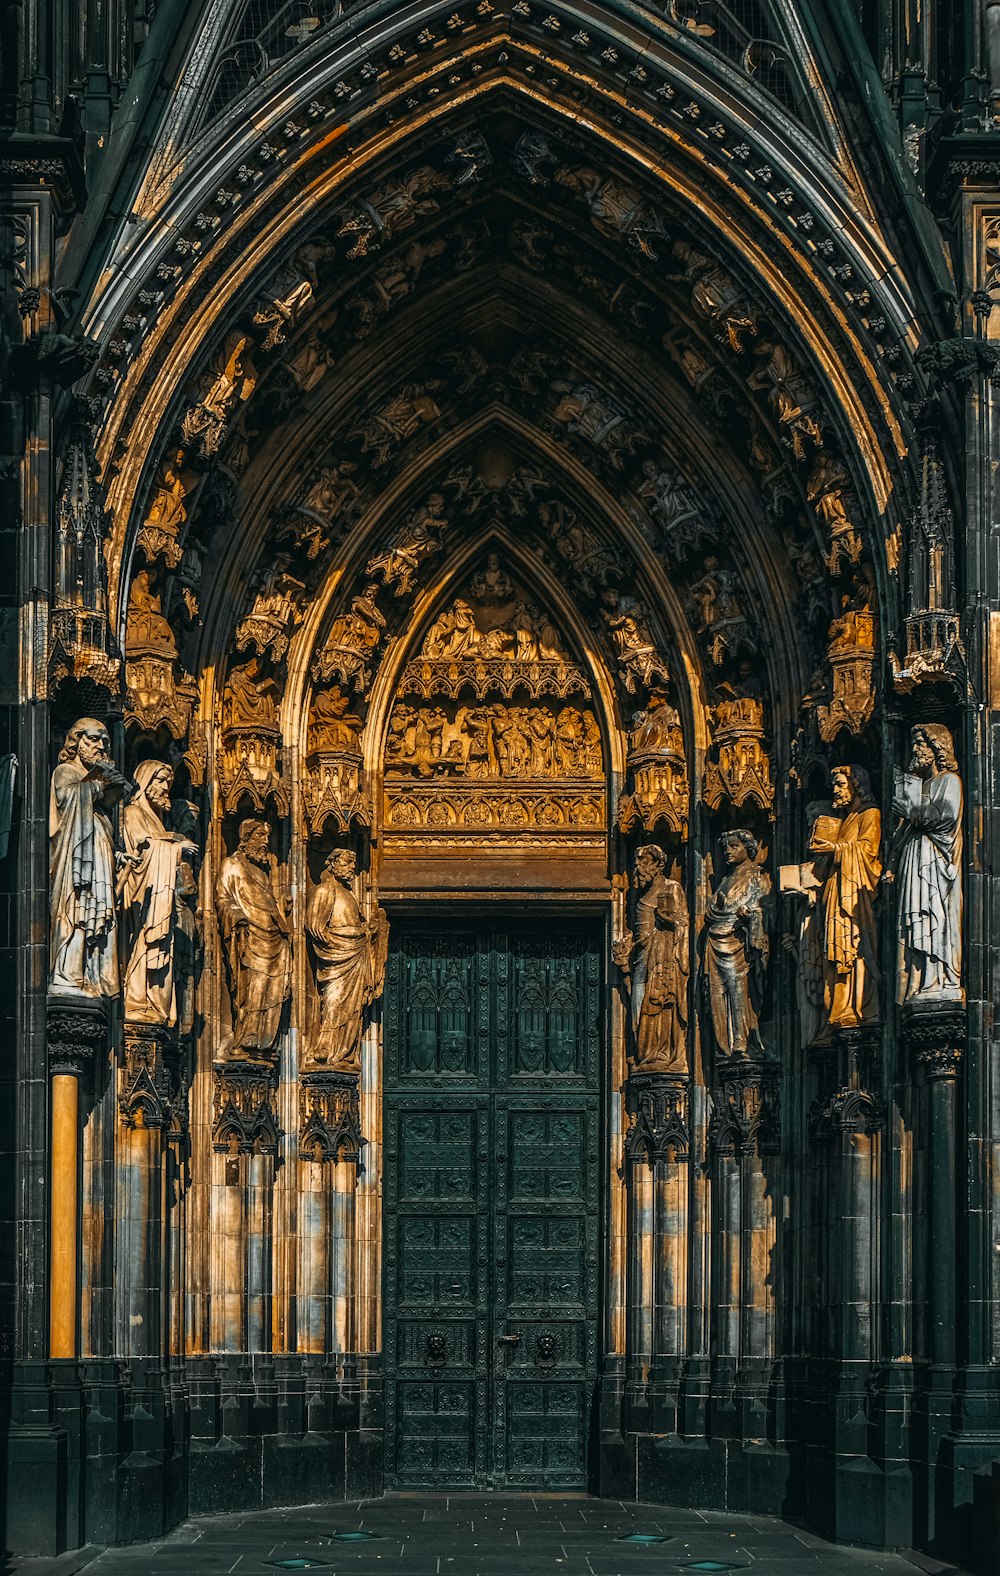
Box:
[2,0,1000,1565]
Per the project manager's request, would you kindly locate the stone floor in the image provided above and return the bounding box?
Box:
[9,1495,965,1576]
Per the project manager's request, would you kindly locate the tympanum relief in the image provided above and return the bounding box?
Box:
[382,561,606,841]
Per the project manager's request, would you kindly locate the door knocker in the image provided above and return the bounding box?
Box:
[424,1331,448,1369]
[535,1333,558,1369]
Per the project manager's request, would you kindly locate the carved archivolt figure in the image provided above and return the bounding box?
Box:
[215,819,292,1057]
[49,718,126,998]
[306,849,388,1073]
[309,687,363,754]
[126,570,177,656]
[703,828,771,1059]
[809,765,882,1030]
[892,724,964,1005]
[617,844,689,1074]
[120,761,199,1026]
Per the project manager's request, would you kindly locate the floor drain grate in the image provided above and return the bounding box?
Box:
[266,1561,332,1571]
[616,1532,674,1544]
[678,1563,748,1572]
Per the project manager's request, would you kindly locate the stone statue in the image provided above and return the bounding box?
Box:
[306,850,388,1072]
[703,828,771,1059]
[215,818,292,1057]
[808,765,882,1029]
[780,802,827,1050]
[892,723,964,1005]
[119,761,199,1027]
[616,845,689,1073]
[49,718,127,998]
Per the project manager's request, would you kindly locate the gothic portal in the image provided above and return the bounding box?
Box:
[3,0,1000,1566]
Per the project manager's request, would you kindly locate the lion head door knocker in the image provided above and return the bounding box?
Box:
[424,1330,449,1370]
[535,1332,558,1369]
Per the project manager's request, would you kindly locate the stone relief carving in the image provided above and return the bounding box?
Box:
[386,701,602,780]
[215,818,292,1059]
[815,601,877,741]
[672,240,759,352]
[703,829,772,1060]
[349,382,443,466]
[120,761,199,1028]
[688,557,758,667]
[807,452,863,575]
[137,449,187,568]
[891,724,964,1007]
[303,687,370,837]
[615,844,689,1074]
[219,657,286,814]
[312,586,386,691]
[251,265,314,350]
[601,591,672,694]
[703,693,775,814]
[616,696,689,837]
[124,569,198,739]
[180,331,257,457]
[235,562,305,662]
[305,850,388,1073]
[49,718,126,999]
[365,492,448,595]
[748,340,823,458]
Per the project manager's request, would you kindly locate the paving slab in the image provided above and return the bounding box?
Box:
[6,1494,965,1576]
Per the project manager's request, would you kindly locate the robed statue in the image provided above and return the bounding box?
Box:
[614,844,689,1073]
[119,761,199,1027]
[702,827,771,1058]
[215,818,292,1056]
[306,849,388,1073]
[892,724,963,1005]
[809,764,882,1029]
[49,718,127,998]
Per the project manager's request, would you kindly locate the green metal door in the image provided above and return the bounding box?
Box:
[383,920,601,1489]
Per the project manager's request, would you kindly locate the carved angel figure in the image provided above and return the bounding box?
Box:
[180,332,256,456]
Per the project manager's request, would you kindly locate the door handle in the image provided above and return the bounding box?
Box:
[497,1332,522,1345]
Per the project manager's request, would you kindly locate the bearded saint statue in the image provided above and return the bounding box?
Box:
[49,717,127,998]
[119,760,199,1026]
[305,850,388,1073]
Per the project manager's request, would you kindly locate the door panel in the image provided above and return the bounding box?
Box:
[383,921,601,1490]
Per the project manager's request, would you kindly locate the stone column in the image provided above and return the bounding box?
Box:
[117,1023,180,1358]
[210,1060,281,1354]
[298,1071,363,1356]
[47,1002,107,1359]
[807,1026,885,1541]
[708,1058,780,1442]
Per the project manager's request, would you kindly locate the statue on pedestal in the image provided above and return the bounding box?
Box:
[49,718,126,998]
[809,764,882,1030]
[119,761,199,1027]
[305,850,388,1073]
[703,828,771,1059]
[215,818,292,1056]
[892,724,963,1005]
[615,844,689,1074]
